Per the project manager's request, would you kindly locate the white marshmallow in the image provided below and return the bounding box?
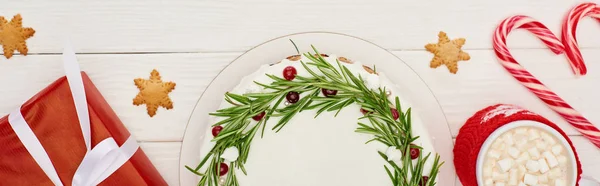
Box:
[541,132,556,145]
[488,149,501,159]
[517,182,526,186]
[503,133,514,145]
[492,140,503,149]
[528,129,540,140]
[516,152,530,164]
[543,151,558,168]
[385,146,403,162]
[508,147,520,159]
[498,158,513,172]
[528,147,541,159]
[483,164,493,178]
[538,173,548,183]
[526,160,540,173]
[508,169,518,185]
[538,159,550,173]
[495,182,505,186]
[535,139,547,150]
[555,179,566,186]
[514,134,527,146]
[551,145,563,155]
[484,179,493,186]
[221,146,240,162]
[557,155,567,166]
[498,143,506,151]
[523,173,538,185]
[548,168,561,179]
[515,127,527,134]
[517,164,527,176]
[492,171,508,181]
[486,158,496,167]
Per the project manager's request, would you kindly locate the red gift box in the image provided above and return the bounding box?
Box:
[0,71,167,185]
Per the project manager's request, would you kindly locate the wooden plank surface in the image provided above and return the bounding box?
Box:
[2,0,600,53]
[2,0,600,185]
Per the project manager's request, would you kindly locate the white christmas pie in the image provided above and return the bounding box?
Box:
[186,46,442,186]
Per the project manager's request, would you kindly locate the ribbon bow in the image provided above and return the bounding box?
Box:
[7,45,139,186]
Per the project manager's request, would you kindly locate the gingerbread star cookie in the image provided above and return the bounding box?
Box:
[133,69,176,117]
[0,14,35,59]
[425,31,470,74]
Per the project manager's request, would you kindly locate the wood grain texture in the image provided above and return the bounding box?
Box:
[393,49,600,137]
[2,0,600,53]
[139,142,181,186]
[0,53,237,141]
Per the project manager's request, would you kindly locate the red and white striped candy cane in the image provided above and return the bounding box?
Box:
[493,15,600,148]
[561,2,600,76]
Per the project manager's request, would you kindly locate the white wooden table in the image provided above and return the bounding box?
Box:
[1,1,599,185]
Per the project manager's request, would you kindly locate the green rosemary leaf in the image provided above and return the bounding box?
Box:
[326,98,351,112]
[185,165,205,176]
[377,151,389,161]
[375,138,393,147]
[211,130,237,142]
[362,138,378,144]
[209,112,244,117]
[300,61,327,82]
[226,92,251,105]
[254,81,283,91]
[333,99,354,117]
[303,100,329,110]
[196,146,216,171]
[384,165,396,185]
[315,101,337,118]
[245,92,277,98]
[239,162,248,175]
[212,117,237,127]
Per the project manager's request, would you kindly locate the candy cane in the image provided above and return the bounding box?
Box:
[561,2,600,76]
[493,15,600,148]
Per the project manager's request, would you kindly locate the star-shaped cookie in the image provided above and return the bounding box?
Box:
[425,31,470,74]
[133,69,176,117]
[0,14,35,59]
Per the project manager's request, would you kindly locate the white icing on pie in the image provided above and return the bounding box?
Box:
[198,55,437,186]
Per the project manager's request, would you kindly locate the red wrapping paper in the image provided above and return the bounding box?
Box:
[0,72,167,186]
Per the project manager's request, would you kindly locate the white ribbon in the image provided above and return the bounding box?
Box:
[8,45,139,186]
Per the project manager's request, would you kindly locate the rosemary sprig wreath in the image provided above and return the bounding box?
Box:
[186,45,444,186]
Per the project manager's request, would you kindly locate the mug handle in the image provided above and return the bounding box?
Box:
[580,175,600,186]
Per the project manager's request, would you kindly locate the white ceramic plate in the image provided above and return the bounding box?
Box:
[179,32,456,186]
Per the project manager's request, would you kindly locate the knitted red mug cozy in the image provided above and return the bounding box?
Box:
[454,104,583,186]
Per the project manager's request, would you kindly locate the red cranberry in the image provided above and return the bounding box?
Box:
[212,126,223,137]
[252,111,266,121]
[360,108,372,115]
[410,146,420,159]
[391,108,399,120]
[420,176,429,186]
[218,163,229,176]
[283,66,297,81]
[321,88,338,97]
[286,91,300,103]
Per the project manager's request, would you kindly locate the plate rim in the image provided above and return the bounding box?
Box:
[178,31,454,185]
